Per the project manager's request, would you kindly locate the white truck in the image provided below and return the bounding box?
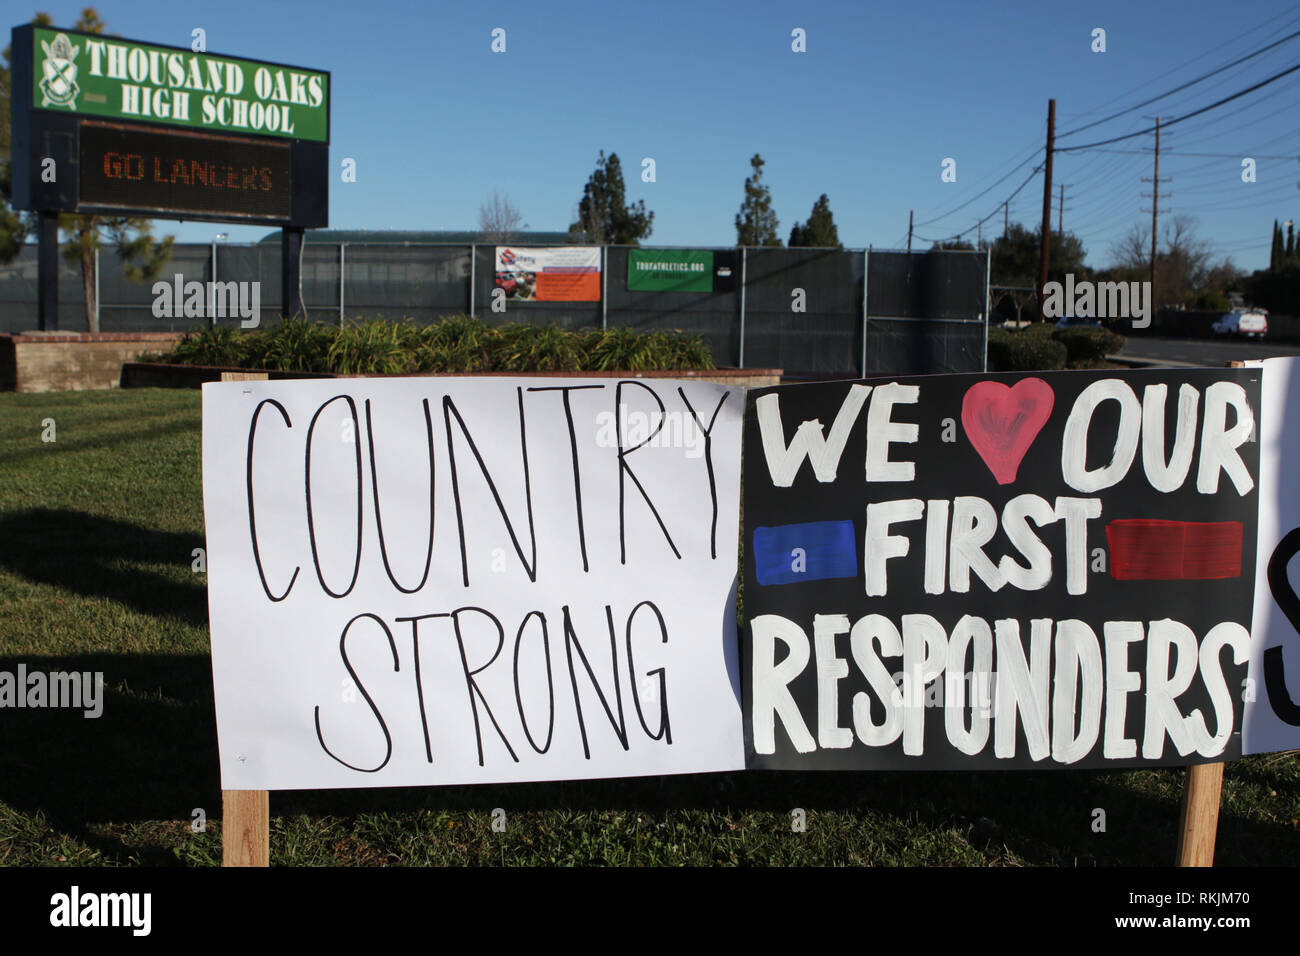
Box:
[1211,308,1268,339]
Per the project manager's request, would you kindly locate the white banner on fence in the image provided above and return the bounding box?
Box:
[494,246,601,301]
[202,376,744,789]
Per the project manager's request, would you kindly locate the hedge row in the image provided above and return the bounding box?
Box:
[987,323,1126,372]
[150,315,716,375]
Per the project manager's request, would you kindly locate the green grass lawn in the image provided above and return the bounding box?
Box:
[0,387,1297,866]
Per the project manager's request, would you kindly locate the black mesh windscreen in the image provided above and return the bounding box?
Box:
[868,249,987,319]
[864,317,986,376]
[605,246,740,366]
[741,248,862,375]
[0,242,988,377]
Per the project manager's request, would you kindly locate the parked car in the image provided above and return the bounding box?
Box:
[1053,315,1103,331]
[1211,309,1268,339]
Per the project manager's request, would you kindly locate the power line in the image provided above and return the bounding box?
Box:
[1158,74,1300,142]
[1058,6,1300,123]
[1072,148,1296,160]
[906,12,1300,258]
[1057,27,1300,139]
[918,162,1046,244]
[1056,60,1300,153]
[912,144,1042,227]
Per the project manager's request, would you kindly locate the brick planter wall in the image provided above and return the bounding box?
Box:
[0,332,186,393]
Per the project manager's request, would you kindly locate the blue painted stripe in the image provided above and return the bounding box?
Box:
[753,520,857,586]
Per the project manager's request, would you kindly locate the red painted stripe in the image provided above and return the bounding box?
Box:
[1106,519,1243,581]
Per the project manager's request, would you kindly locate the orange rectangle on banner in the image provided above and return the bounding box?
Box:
[536,271,601,301]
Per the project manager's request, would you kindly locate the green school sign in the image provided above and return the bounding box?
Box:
[28,27,329,142]
[628,249,714,292]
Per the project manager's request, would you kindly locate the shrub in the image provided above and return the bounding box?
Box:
[987,325,1068,371]
[1192,291,1233,312]
[667,332,716,370]
[254,317,339,372]
[164,325,244,366]
[418,315,499,372]
[493,323,583,371]
[583,327,660,370]
[1053,326,1126,367]
[328,318,419,375]
[150,315,716,375]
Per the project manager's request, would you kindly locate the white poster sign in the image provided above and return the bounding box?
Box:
[1245,356,1300,753]
[202,376,744,789]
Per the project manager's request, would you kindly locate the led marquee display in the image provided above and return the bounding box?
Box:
[78,122,292,221]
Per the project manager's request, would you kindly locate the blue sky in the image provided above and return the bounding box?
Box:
[23,0,1300,271]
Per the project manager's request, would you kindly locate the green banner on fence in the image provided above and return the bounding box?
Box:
[628,249,714,292]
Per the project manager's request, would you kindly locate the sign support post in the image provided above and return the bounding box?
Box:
[282,227,305,319]
[1176,762,1224,866]
[1174,356,1247,867]
[222,790,270,867]
[37,211,58,330]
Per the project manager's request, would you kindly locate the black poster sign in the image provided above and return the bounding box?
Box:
[742,368,1261,769]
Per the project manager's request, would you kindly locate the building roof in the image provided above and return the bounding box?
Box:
[258,229,579,245]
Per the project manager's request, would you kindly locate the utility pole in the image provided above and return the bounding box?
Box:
[1151,119,1160,297]
[977,219,982,248]
[1141,115,1172,307]
[1057,183,1072,235]
[1038,98,1055,323]
[907,209,913,254]
[1003,201,1009,239]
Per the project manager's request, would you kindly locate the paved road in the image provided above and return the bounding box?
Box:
[1118,335,1300,367]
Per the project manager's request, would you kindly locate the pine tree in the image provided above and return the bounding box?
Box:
[1270,220,1284,271]
[788,194,841,248]
[734,154,781,247]
[568,151,653,246]
[1289,222,1297,260]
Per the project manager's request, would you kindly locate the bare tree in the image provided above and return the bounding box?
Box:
[1109,224,1150,274]
[478,190,526,243]
[1106,215,1235,307]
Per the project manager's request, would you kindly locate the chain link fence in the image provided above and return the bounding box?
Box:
[0,242,988,375]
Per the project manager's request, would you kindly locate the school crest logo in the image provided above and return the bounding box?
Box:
[39,33,80,109]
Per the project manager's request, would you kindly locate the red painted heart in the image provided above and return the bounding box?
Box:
[961,378,1055,485]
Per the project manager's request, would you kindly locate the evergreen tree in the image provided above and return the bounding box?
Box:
[568,151,653,246]
[788,194,841,248]
[1270,220,1284,271]
[990,222,1089,288]
[734,154,781,246]
[1289,222,1296,260]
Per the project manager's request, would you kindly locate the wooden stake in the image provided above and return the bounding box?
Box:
[1176,762,1224,866]
[1173,358,1243,868]
[219,373,272,867]
[222,789,270,867]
